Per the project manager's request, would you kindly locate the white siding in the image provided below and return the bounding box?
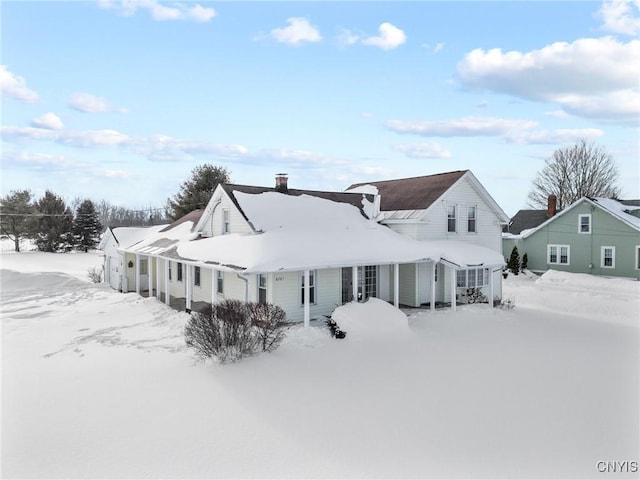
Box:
[191,266,213,303]
[398,263,418,307]
[386,222,419,240]
[200,193,252,237]
[378,264,391,301]
[272,269,341,322]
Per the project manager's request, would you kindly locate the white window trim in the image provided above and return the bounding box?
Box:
[222,208,230,235]
[216,270,224,295]
[456,268,489,288]
[547,244,571,265]
[300,270,317,306]
[447,204,457,234]
[194,266,201,287]
[578,214,592,234]
[600,246,615,269]
[258,273,267,303]
[467,204,478,234]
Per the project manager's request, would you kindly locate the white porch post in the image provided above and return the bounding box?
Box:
[352,266,358,302]
[450,266,457,312]
[135,254,140,295]
[164,259,170,306]
[393,263,399,308]
[211,268,218,304]
[431,263,436,311]
[155,256,161,299]
[186,264,192,311]
[149,256,155,298]
[489,269,495,308]
[303,269,310,328]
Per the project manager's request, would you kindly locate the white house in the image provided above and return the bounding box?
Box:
[109,172,507,327]
[348,170,510,307]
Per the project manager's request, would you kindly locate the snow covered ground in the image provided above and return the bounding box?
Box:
[1,252,638,478]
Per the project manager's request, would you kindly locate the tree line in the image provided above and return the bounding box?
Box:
[0,190,168,252]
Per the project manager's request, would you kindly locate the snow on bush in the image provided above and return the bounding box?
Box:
[331,297,409,339]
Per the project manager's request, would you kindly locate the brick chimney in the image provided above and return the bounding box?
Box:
[275,173,288,194]
[547,194,557,218]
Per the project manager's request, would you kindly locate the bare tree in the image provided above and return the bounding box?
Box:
[528,140,621,210]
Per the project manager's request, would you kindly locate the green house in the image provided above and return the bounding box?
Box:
[503,197,640,279]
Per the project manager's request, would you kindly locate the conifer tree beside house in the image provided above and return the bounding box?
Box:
[521,253,528,272]
[0,189,35,252]
[507,246,521,275]
[73,199,103,252]
[167,164,231,220]
[34,191,74,252]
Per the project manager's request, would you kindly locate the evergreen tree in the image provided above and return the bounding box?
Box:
[167,164,230,220]
[507,246,521,275]
[34,190,74,252]
[521,253,529,271]
[0,190,35,252]
[73,199,103,251]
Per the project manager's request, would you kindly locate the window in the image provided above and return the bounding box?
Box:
[222,209,230,234]
[300,271,316,305]
[601,246,615,268]
[467,205,477,233]
[177,262,183,282]
[139,259,148,275]
[547,245,570,265]
[341,266,377,303]
[636,246,640,270]
[447,205,457,233]
[216,270,224,294]
[363,266,377,300]
[258,274,267,304]
[456,268,489,288]
[168,262,172,280]
[194,266,201,287]
[579,214,591,234]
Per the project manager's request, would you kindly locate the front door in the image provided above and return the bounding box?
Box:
[341,266,377,303]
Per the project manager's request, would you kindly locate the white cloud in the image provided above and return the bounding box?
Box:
[432,42,445,54]
[30,113,64,130]
[362,23,407,50]
[270,18,322,46]
[385,117,537,137]
[3,151,84,169]
[597,0,640,35]
[457,36,640,124]
[393,143,452,159]
[0,65,39,103]
[504,128,604,145]
[98,0,215,22]
[69,93,129,113]
[337,28,360,47]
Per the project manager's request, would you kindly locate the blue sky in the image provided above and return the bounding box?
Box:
[1,0,638,215]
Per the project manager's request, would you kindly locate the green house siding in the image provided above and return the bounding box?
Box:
[516,201,640,279]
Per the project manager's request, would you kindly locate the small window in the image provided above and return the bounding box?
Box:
[548,244,570,265]
[258,274,267,304]
[300,271,316,305]
[168,262,172,280]
[216,270,224,294]
[177,262,183,282]
[222,209,230,234]
[601,246,615,268]
[447,205,457,233]
[456,269,466,288]
[467,205,477,233]
[579,214,591,234]
[194,266,201,287]
[636,246,640,270]
[456,268,489,288]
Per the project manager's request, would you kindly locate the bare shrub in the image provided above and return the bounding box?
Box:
[247,302,288,352]
[87,266,103,283]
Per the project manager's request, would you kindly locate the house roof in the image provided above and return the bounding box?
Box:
[98,225,167,250]
[503,210,550,235]
[176,190,504,273]
[347,170,467,211]
[160,209,204,233]
[221,183,374,225]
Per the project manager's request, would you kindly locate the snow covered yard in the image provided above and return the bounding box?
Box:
[1,252,638,479]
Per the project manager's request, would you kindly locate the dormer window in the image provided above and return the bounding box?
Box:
[222,209,230,234]
[578,214,591,234]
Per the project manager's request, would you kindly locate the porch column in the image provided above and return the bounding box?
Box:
[431,263,436,311]
[186,264,192,311]
[135,254,140,294]
[155,256,161,299]
[303,269,310,328]
[211,268,218,304]
[149,256,155,298]
[164,259,170,306]
[393,263,399,308]
[352,266,358,302]
[489,268,495,308]
[450,266,457,312]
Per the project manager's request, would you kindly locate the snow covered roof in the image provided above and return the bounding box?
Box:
[592,197,640,230]
[176,191,504,273]
[125,220,199,256]
[99,225,167,250]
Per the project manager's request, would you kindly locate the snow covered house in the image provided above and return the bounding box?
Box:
[348,170,510,308]
[109,173,506,326]
[503,196,640,279]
